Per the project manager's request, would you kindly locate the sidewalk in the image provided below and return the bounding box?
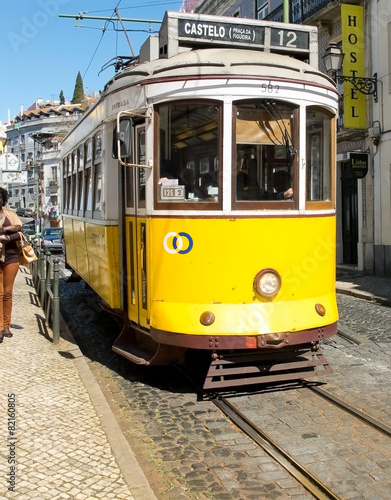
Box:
[336,266,391,306]
[0,266,157,500]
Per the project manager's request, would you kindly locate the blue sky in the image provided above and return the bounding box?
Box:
[0,0,184,123]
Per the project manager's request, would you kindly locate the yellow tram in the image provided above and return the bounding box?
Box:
[61,12,339,389]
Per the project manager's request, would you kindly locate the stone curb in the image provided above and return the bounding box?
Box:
[336,285,391,307]
[58,310,158,499]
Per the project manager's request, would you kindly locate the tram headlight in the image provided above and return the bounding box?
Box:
[253,269,281,298]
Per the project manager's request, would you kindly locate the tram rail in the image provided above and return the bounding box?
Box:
[213,397,340,500]
[302,382,391,438]
[172,354,391,500]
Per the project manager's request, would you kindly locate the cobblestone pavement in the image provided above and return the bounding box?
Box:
[0,267,155,500]
[58,267,391,499]
[3,262,390,499]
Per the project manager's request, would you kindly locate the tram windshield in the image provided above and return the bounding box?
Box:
[157,102,221,204]
[155,99,334,209]
[234,100,297,204]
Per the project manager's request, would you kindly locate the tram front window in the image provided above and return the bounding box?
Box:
[156,102,221,206]
[234,100,297,205]
[306,107,333,202]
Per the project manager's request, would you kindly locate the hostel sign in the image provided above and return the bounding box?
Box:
[341,5,366,129]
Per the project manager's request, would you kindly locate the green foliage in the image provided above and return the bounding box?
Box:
[71,72,84,104]
[59,90,65,105]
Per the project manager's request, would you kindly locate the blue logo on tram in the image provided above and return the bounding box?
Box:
[163,232,193,254]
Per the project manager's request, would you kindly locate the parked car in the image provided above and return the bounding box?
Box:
[16,207,26,216]
[22,221,39,240]
[41,227,64,253]
[23,208,36,218]
[8,205,17,211]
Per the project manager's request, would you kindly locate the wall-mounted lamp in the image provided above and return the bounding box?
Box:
[323,43,378,103]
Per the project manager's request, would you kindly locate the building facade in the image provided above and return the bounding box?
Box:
[193,0,391,276]
[3,99,88,221]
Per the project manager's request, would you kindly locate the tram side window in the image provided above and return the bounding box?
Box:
[306,107,333,202]
[234,100,297,204]
[69,151,77,211]
[84,140,93,214]
[85,167,92,212]
[156,101,221,205]
[77,146,84,212]
[137,128,146,206]
[77,170,84,212]
[63,158,69,211]
[94,163,103,212]
[66,175,71,212]
[93,132,103,215]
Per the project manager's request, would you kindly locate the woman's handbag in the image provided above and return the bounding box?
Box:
[19,232,38,265]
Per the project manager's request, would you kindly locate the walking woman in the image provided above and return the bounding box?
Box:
[0,188,22,342]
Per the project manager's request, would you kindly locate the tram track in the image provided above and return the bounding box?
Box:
[172,361,340,499]
[215,382,391,500]
[213,397,339,500]
[173,358,391,500]
[302,382,391,438]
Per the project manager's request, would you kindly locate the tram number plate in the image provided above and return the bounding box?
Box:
[160,185,185,200]
[270,28,309,51]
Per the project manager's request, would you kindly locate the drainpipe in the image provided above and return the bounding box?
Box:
[283,0,289,23]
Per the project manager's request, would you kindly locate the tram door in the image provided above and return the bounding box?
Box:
[341,161,358,264]
[125,125,148,328]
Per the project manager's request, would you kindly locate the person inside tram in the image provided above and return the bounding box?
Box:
[201,172,218,200]
[236,153,262,200]
[179,167,204,200]
[271,170,293,200]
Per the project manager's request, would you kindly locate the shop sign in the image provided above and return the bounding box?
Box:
[349,153,368,178]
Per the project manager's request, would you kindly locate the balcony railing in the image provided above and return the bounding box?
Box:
[265,0,334,24]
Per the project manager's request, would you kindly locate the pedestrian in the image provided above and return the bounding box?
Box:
[0,188,22,343]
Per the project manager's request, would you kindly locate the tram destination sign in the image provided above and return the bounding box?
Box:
[176,17,310,54]
[178,19,265,46]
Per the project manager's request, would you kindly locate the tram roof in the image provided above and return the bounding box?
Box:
[103,47,335,96]
[100,12,335,97]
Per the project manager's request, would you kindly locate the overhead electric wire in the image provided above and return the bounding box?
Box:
[68,0,182,81]
[82,0,122,80]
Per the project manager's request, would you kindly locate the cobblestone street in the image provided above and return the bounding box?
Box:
[58,273,391,499]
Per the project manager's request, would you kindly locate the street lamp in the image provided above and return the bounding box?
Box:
[323,43,378,103]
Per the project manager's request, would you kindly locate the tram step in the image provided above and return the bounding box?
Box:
[112,344,155,365]
[203,350,332,390]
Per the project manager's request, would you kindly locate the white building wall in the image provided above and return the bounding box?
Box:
[371,0,391,274]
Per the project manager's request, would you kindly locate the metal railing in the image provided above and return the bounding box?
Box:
[30,247,60,344]
[265,0,334,24]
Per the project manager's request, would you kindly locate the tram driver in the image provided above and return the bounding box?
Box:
[271,170,293,200]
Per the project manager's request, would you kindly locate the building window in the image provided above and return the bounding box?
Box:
[257,0,269,20]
